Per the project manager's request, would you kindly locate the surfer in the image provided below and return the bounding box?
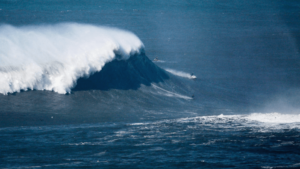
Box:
[153,57,159,61]
[192,94,194,99]
[190,73,197,79]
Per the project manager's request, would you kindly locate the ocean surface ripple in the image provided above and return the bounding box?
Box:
[1,113,300,168]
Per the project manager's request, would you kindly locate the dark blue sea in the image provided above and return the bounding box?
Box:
[1,0,300,168]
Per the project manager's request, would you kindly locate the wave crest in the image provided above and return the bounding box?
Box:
[0,23,144,94]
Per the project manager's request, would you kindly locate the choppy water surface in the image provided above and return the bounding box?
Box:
[1,113,300,168]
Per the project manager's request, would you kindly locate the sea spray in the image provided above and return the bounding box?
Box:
[0,23,144,94]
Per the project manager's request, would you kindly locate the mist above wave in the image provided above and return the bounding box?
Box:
[0,23,144,94]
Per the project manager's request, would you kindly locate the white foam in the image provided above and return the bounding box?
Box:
[165,68,196,79]
[173,112,300,131]
[246,112,300,123]
[0,23,143,94]
[177,113,300,125]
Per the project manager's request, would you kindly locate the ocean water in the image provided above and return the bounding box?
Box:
[1,0,300,168]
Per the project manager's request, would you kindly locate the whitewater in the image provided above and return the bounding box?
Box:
[0,23,143,94]
[165,68,196,79]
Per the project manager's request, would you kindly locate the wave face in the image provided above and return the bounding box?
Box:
[73,53,169,91]
[0,23,143,94]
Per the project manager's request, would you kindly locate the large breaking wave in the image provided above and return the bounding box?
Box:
[0,23,144,94]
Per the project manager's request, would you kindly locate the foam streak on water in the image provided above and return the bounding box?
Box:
[165,68,196,79]
[178,112,300,131]
[151,83,193,100]
[0,23,143,94]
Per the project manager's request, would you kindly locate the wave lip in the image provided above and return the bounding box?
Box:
[0,23,144,94]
